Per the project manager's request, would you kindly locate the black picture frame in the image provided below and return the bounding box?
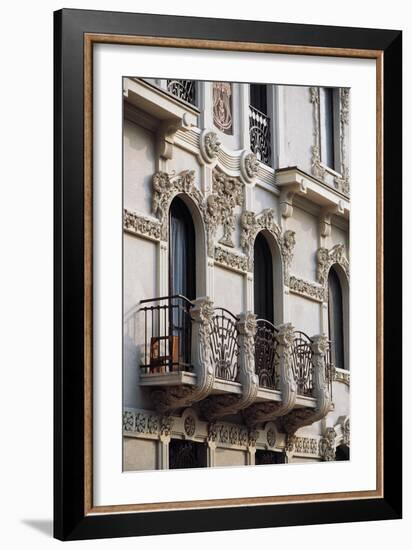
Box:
[54,8,402,541]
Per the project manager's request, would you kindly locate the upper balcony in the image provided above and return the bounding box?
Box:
[135,294,334,430]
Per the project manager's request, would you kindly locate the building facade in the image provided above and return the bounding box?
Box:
[123,77,350,470]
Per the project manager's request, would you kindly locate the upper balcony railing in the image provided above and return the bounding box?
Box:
[249,105,272,167]
[166,79,196,106]
[137,294,334,398]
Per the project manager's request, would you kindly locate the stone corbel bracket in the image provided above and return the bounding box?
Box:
[243,323,298,427]
[278,334,332,435]
[319,203,345,238]
[201,312,259,420]
[151,297,216,414]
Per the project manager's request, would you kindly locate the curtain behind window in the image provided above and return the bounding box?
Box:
[328,267,345,369]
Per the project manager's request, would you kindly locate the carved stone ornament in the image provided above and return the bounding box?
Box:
[207,168,244,249]
[343,417,350,446]
[267,428,276,448]
[152,170,205,240]
[123,409,174,438]
[150,297,216,414]
[317,244,350,288]
[123,209,161,241]
[281,230,296,285]
[213,82,233,134]
[334,88,350,195]
[319,427,337,461]
[214,245,248,273]
[288,275,325,302]
[309,87,326,181]
[240,208,281,270]
[184,415,196,437]
[199,129,221,164]
[240,150,259,183]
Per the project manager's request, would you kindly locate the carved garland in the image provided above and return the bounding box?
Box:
[123,209,161,241]
[214,245,248,273]
[288,275,325,302]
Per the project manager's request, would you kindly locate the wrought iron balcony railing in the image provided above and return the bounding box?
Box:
[210,308,240,382]
[138,294,194,374]
[291,331,314,397]
[136,295,334,399]
[166,79,196,106]
[249,104,272,167]
[254,319,280,390]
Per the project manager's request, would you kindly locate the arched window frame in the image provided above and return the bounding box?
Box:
[327,263,349,371]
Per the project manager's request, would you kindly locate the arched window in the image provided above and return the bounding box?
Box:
[253,232,274,323]
[328,266,345,370]
[169,196,196,300]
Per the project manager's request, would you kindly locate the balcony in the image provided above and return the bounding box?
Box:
[249,105,272,167]
[166,79,196,106]
[135,294,334,428]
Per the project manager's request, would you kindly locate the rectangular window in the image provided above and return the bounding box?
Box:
[319,87,335,170]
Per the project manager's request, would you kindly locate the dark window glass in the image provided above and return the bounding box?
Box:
[255,450,285,464]
[169,197,196,300]
[320,87,335,169]
[328,267,345,370]
[250,84,268,115]
[169,439,207,469]
[253,232,274,323]
[335,444,350,461]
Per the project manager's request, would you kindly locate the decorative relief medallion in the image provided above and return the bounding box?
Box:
[199,129,221,164]
[208,168,244,249]
[317,244,350,287]
[267,428,276,448]
[240,150,259,183]
[123,209,161,241]
[213,82,233,134]
[288,275,325,302]
[184,415,196,437]
[214,245,248,273]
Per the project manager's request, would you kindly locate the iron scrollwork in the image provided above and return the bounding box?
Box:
[254,319,280,390]
[210,308,239,381]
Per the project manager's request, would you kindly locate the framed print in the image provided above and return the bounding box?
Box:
[54,8,402,541]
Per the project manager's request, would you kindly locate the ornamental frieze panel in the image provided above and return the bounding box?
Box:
[319,427,337,461]
[199,130,221,164]
[123,409,174,437]
[214,245,248,273]
[280,230,296,285]
[317,243,350,286]
[288,275,325,302]
[123,209,161,241]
